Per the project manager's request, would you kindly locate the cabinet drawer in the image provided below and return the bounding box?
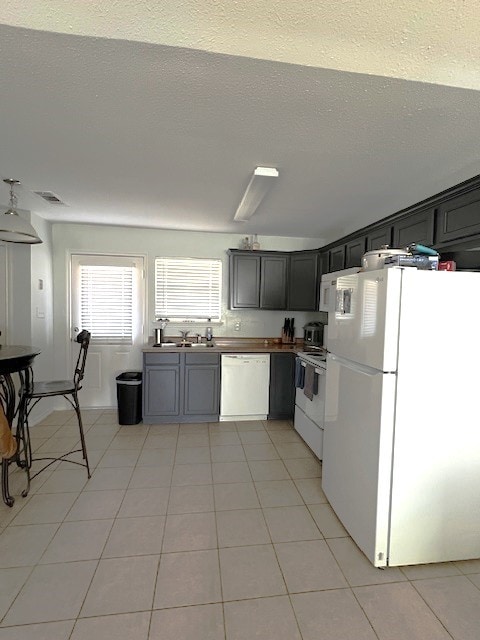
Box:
[185,352,219,365]
[144,352,180,365]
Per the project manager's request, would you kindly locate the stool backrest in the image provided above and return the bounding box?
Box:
[74,330,91,389]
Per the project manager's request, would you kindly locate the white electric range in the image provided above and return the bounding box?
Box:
[294,351,326,459]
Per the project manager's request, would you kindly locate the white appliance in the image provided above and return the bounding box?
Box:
[323,267,480,567]
[319,267,360,313]
[294,352,326,459]
[220,354,270,421]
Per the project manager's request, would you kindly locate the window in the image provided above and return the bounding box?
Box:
[155,257,222,321]
[72,255,144,345]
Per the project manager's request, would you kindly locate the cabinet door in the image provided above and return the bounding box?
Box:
[345,237,366,268]
[393,209,434,247]
[329,246,345,272]
[260,255,288,309]
[184,365,220,416]
[366,226,393,251]
[436,190,480,243]
[268,353,295,420]
[144,366,180,416]
[288,252,319,311]
[229,254,261,308]
[320,251,329,275]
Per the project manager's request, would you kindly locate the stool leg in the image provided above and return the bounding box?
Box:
[1,374,17,507]
[17,396,31,498]
[1,458,14,507]
[73,391,90,478]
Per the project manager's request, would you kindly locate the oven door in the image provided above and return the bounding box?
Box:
[294,361,326,458]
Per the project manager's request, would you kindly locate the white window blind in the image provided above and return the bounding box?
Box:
[80,264,134,344]
[155,257,222,320]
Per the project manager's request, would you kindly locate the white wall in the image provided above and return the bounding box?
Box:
[3,211,55,422]
[29,213,55,382]
[52,223,325,383]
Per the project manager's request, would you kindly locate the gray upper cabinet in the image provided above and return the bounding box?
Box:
[436,190,480,244]
[319,177,480,266]
[320,251,329,276]
[329,245,345,272]
[366,226,393,250]
[288,251,319,311]
[229,251,287,310]
[260,254,289,309]
[345,237,366,268]
[229,249,319,311]
[393,209,435,247]
[229,253,261,308]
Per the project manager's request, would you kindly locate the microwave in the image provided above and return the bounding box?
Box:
[319,267,361,313]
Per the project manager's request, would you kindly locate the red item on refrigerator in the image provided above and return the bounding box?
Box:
[438,260,456,271]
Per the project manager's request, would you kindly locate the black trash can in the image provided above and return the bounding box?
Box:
[116,371,142,425]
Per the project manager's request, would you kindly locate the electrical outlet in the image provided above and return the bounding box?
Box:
[234,321,241,331]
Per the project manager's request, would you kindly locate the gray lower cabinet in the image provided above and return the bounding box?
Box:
[143,352,220,423]
[268,352,295,420]
[184,356,220,416]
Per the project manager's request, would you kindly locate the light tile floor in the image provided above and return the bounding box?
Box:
[1,410,480,639]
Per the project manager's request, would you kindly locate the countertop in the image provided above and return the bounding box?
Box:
[142,338,305,355]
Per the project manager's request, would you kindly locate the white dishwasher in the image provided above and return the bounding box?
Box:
[220,354,270,421]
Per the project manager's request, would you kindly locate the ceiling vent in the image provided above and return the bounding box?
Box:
[34,191,66,205]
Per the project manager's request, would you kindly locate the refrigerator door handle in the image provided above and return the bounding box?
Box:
[328,353,383,377]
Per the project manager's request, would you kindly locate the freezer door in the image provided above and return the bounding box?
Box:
[326,268,402,372]
[322,353,396,567]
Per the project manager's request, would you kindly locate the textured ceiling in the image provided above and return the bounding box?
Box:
[1,0,479,90]
[0,6,480,242]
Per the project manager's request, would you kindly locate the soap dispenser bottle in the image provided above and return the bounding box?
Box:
[205,320,213,342]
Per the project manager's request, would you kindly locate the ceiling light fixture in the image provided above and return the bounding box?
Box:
[0,178,42,244]
[233,167,279,222]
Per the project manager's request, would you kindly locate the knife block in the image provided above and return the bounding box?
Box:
[281,330,295,345]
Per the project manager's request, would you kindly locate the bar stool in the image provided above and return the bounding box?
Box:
[23,330,91,483]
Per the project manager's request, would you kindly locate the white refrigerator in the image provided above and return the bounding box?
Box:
[323,267,480,567]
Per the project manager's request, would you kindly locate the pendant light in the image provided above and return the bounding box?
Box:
[0,178,42,244]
